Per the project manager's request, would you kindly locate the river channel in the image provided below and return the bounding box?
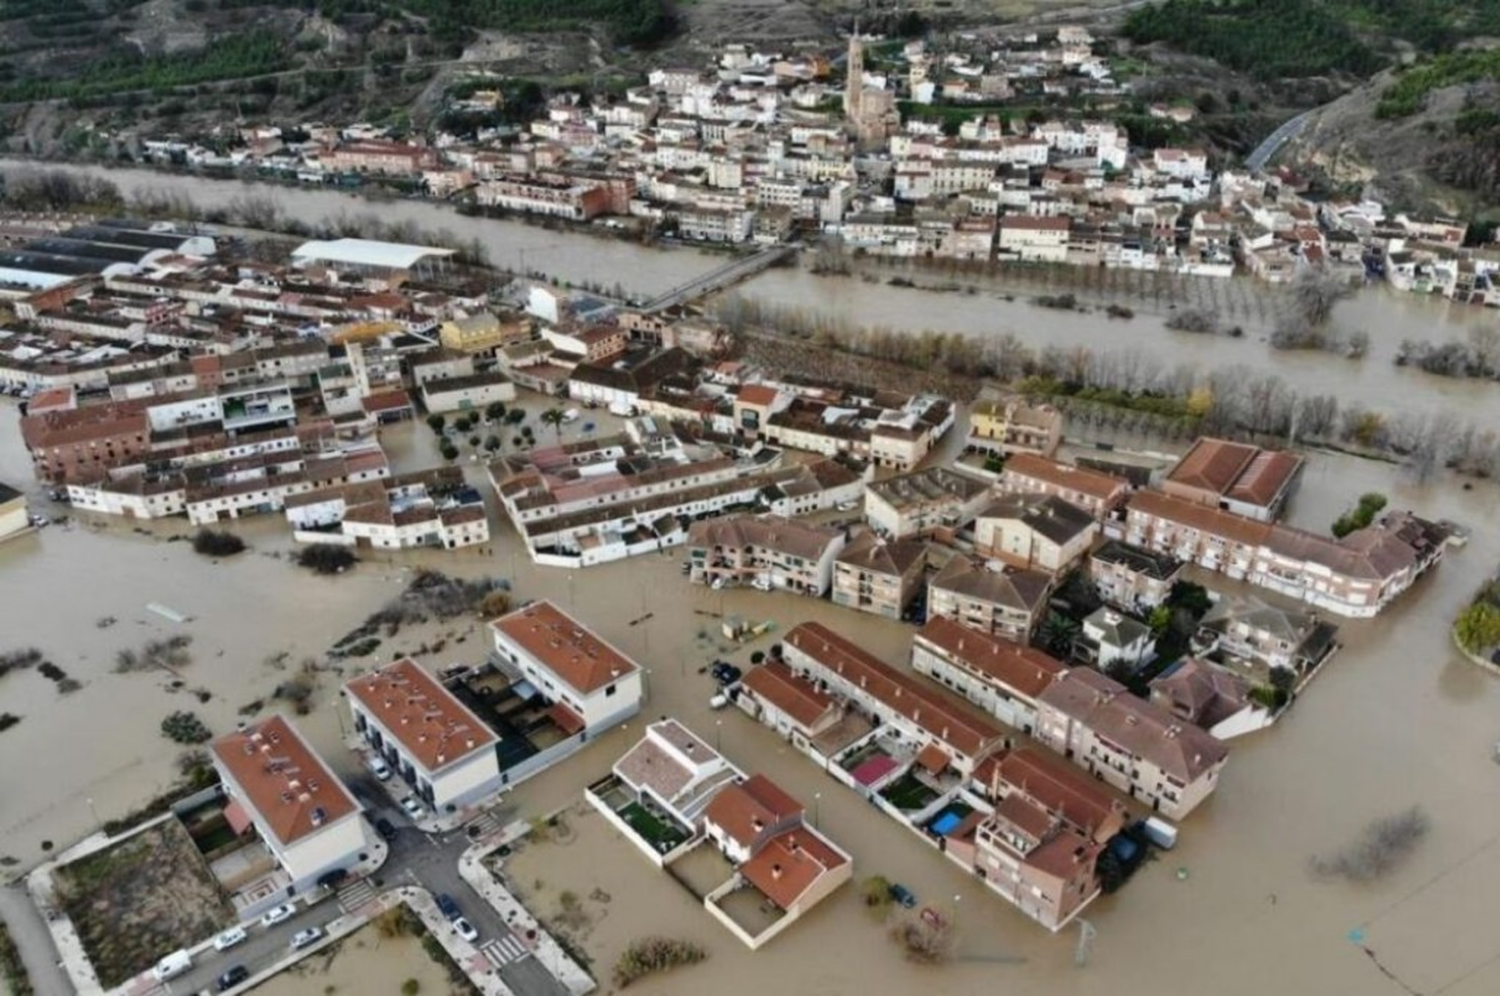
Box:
[5,160,1499,426]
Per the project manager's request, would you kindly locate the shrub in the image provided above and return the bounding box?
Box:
[190,529,246,557]
[441,442,460,461]
[295,544,357,575]
[888,911,955,963]
[860,875,892,909]
[401,981,419,996]
[1310,806,1429,882]
[160,711,211,744]
[613,937,707,988]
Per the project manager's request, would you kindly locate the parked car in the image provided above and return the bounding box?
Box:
[290,927,323,950]
[152,950,192,982]
[561,408,580,423]
[400,796,426,820]
[260,904,296,927]
[435,894,461,920]
[453,917,479,943]
[710,576,726,590]
[374,817,398,841]
[888,883,917,909]
[213,926,247,951]
[367,756,392,780]
[711,662,742,685]
[836,499,860,511]
[217,965,250,991]
[750,577,773,592]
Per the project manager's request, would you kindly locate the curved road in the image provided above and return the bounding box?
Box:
[1246,108,1315,172]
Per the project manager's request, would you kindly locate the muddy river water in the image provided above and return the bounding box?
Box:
[1,163,1499,994]
[3,394,1500,996]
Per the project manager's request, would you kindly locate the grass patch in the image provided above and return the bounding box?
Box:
[879,772,940,812]
[619,803,689,850]
[54,821,233,987]
[0,922,33,996]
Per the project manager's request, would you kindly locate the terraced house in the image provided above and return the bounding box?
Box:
[1035,667,1229,819]
[831,532,927,619]
[688,515,847,595]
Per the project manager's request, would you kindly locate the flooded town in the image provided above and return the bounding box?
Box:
[2,12,1500,996]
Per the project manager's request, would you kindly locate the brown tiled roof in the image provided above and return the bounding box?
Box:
[705,775,804,849]
[785,622,1004,760]
[915,616,1066,699]
[740,826,848,911]
[1127,490,1273,547]
[613,720,712,801]
[1165,438,1259,495]
[1001,453,1127,502]
[836,532,926,577]
[1037,669,1228,783]
[344,658,495,773]
[1225,449,1303,507]
[740,662,837,728]
[210,715,359,846]
[995,747,1124,840]
[930,557,1052,613]
[491,600,640,695]
[688,514,842,562]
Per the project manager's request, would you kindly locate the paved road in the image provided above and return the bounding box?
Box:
[0,884,72,996]
[1246,109,1315,172]
[165,785,566,996]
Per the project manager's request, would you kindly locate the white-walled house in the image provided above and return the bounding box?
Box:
[490,599,644,733]
[344,658,502,813]
[210,716,372,893]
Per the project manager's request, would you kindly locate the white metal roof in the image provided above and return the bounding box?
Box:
[291,238,456,269]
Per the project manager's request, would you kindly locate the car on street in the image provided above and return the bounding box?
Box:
[217,965,250,991]
[836,499,860,511]
[435,893,461,920]
[374,817,398,841]
[290,927,323,950]
[260,904,295,927]
[400,795,426,820]
[710,576,726,590]
[888,883,917,909]
[750,577,773,592]
[367,756,392,780]
[213,926,247,951]
[453,917,479,943]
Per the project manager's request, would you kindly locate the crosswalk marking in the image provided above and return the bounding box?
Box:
[481,934,530,966]
[466,811,503,839]
[337,879,377,913]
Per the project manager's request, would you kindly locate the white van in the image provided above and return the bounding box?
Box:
[152,949,193,982]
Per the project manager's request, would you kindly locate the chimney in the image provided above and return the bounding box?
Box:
[771,863,783,880]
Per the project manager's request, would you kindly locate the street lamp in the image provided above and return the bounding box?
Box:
[85,796,99,826]
[813,792,821,829]
[715,719,723,750]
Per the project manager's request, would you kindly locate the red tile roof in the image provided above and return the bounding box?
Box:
[740,826,848,911]
[704,774,804,850]
[915,616,1066,700]
[740,662,837,729]
[785,622,1005,761]
[211,715,359,847]
[491,600,640,696]
[344,658,495,773]
[1001,453,1128,502]
[1127,490,1274,547]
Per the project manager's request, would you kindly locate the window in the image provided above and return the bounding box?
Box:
[605,684,617,697]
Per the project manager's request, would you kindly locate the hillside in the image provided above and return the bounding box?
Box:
[1286,68,1500,216]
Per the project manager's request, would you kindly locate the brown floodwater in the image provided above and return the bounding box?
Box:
[4,391,1500,996]
[251,921,452,996]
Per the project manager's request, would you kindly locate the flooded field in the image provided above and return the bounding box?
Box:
[251,921,454,996]
[5,388,1500,996]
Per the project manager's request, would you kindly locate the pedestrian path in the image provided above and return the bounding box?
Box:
[466,811,504,840]
[337,879,377,914]
[481,934,531,967]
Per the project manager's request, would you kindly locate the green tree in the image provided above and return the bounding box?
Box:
[485,401,507,422]
[484,435,502,455]
[440,442,459,461]
[1148,605,1173,637]
[469,434,482,448]
[1036,613,1080,658]
[1455,602,1500,653]
[426,413,446,434]
[540,407,567,438]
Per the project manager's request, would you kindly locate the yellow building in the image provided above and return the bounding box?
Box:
[439,312,529,354]
[968,399,1063,458]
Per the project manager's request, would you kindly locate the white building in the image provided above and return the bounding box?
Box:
[490,600,644,733]
[345,658,502,813]
[210,716,372,893]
